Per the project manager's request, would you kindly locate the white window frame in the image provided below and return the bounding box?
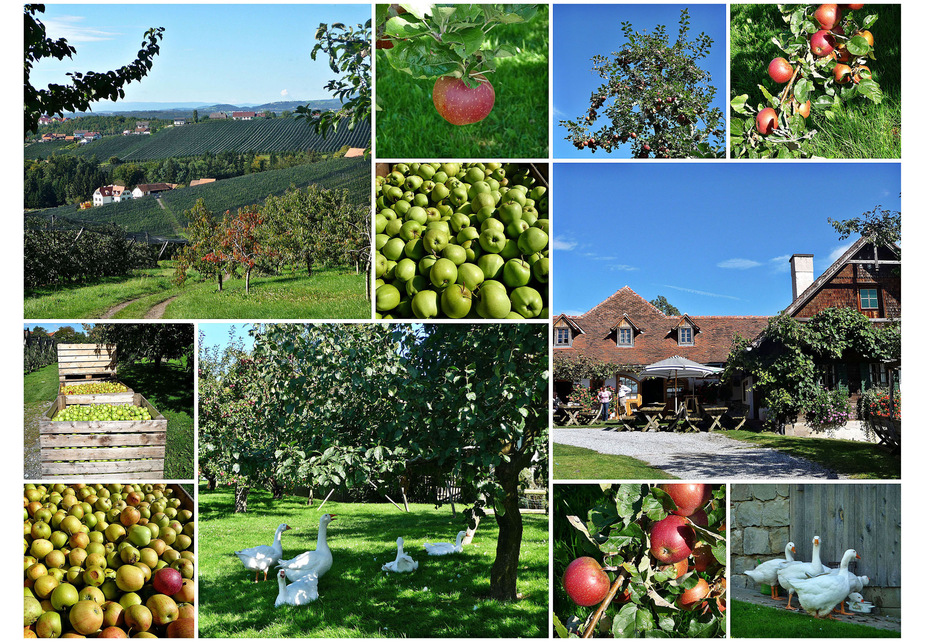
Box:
[554,326,571,347]
[617,327,633,347]
[678,326,694,346]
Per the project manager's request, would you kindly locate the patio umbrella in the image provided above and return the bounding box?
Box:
[639,356,723,411]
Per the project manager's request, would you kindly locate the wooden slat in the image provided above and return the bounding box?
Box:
[40,420,167,435]
[43,471,162,481]
[61,392,135,405]
[58,363,117,373]
[42,460,164,476]
[40,433,167,448]
[41,446,166,462]
[57,354,118,363]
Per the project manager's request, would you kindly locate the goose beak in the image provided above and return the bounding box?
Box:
[328,514,337,521]
[284,525,292,531]
[856,553,861,559]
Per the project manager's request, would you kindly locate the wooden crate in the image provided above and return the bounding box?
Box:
[39,393,168,480]
[56,344,132,403]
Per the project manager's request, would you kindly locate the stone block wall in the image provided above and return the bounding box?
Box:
[730,484,792,591]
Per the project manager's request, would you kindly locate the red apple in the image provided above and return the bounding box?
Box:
[856,29,874,47]
[661,484,711,516]
[852,64,871,83]
[688,508,709,528]
[152,568,184,596]
[810,29,837,57]
[432,76,495,126]
[562,557,611,607]
[692,542,717,571]
[678,578,711,610]
[768,57,793,83]
[833,63,852,84]
[756,108,779,135]
[650,515,696,564]
[814,4,842,29]
[843,3,864,9]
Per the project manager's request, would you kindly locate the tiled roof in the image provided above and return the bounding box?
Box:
[555,286,769,368]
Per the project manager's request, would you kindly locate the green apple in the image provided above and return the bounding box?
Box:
[375,214,388,234]
[384,218,403,238]
[380,207,397,221]
[405,275,429,297]
[381,237,406,262]
[499,238,521,260]
[413,192,429,207]
[478,253,505,280]
[405,206,427,224]
[480,217,505,235]
[441,284,473,318]
[517,227,548,255]
[423,228,450,254]
[471,191,495,212]
[375,252,387,277]
[479,229,507,254]
[476,281,512,318]
[449,186,468,207]
[399,220,423,242]
[425,207,442,222]
[497,202,523,225]
[403,237,425,261]
[476,206,496,224]
[376,284,401,312]
[450,212,471,233]
[457,263,485,291]
[503,258,532,288]
[535,218,550,234]
[462,239,482,262]
[393,200,411,216]
[464,166,485,183]
[510,286,544,318]
[429,258,458,289]
[431,183,450,202]
[383,260,397,280]
[417,164,436,180]
[506,219,530,238]
[442,244,467,266]
[418,255,438,277]
[394,258,417,282]
[532,257,550,283]
[521,206,539,225]
[411,290,439,319]
[441,163,460,177]
[456,226,480,244]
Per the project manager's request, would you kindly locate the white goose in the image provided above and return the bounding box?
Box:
[744,541,796,600]
[275,568,319,606]
[790,549,860,619]
[382,536,418,573]
[829,572,869,615]
[235,523,291,582]
[424,530,465,556]
[276,514,336,582]
[777,535,831,610]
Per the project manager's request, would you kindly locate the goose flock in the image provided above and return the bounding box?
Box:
[233,513,466,606]
[744,535,871,619]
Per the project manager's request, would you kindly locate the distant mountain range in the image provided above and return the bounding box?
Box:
[65,99,343,118]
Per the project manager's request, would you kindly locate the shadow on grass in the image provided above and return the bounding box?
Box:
[119,360,192,416]
[730,599,900,638]
[198,487,548,638]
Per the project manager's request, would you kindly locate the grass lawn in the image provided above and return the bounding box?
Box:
[24,264,369,320]
[375,6,548,158]
[730,4,900,158]
[730,600,900,638]
[552,443,676,480]
[198,486,549,638]
[723,430,899,479]
[22,360,193,480]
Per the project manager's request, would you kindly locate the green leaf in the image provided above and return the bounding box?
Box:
[612,604,638,638]
[553,615,570,639]
[862,14,878,29]
[757,84,775,105]
[730,94,749,114]
[601,522,644,553]
[399,3,434,20]
[856,78,882,104]
[814,94,834,107]
[847,36,870,56]
[387,39,461,79]
[793,78,812,103]
[729,118,745,136]
[445,26,484,59]
[636,607,656,632]
[615,484,642,519]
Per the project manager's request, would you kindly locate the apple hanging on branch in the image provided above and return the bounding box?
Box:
[559,8,725,159]
[730,4,882,158]
[376,3,538,125]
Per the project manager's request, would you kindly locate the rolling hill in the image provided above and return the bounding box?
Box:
[25,158,370,237]
[24,118,370,161]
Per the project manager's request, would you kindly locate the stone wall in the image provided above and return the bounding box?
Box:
[730,484,792,591]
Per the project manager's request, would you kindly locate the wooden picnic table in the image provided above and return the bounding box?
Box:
[700,405,729,432]
[559,403,584,426]
[635,405,668,431]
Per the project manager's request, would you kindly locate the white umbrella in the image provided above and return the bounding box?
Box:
[639,356,723,412]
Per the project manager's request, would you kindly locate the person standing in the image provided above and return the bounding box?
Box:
[597,387,613,421]
[618,382,632,415]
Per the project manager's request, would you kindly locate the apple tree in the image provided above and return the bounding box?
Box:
[86,323,193,372]
[560,9,724,158]
[730,4,882,158]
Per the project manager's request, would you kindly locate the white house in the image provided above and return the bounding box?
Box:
[93,185,133,206]
[173,118,186,126]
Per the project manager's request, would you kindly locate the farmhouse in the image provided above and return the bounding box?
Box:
[553,287,769,408]
[173,118,186,126]
[232,111,256,120]
[92,185,133,207]
[132,183,177,199]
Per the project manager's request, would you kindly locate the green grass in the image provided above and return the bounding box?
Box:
[118,360,194,480]
[551,443,676,480]
[730,4,901,158]
[198,487,548,637]
[24,265,369,320]
[24,364,60,478]
[730,600,900,637]
[723,430,899,479]
[24,363,59,405]
[375,6,548,158]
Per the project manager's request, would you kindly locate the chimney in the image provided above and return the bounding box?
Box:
[790,254,814,301]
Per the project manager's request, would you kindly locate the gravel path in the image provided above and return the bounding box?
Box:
[552,429,842,479]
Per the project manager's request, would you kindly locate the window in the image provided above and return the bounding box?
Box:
[678,326,694,346]
[554,327,571,346]
[869,363,888,386]
[617,327,633,347]
[859,288,879,310]
[822,364,837,389]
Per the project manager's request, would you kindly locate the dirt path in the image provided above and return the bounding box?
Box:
[100,298,143,319]
[145,296,178,319]
[552,429,842,479]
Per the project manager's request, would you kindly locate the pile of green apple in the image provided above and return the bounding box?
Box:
[54,404,152,422]
[61,382,129,395]
[24,483,195,638]
[375,162,549,319]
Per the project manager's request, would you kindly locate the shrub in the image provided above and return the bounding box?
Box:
[805,387,852,430]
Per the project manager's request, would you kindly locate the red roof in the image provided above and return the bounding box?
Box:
[232,111,256,118]
[554,286,770,368]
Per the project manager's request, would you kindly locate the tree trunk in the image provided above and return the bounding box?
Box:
[234,483,250,513]
[489,458,524,601]
[217,271,223,292]
[202,463,216,490]
[245,267,251,294]
[271,478,284,500]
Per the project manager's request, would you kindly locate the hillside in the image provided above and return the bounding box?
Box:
[24,118,370,161]
[25,158,370,237]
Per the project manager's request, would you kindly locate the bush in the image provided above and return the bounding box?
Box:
[859,387,901,421]
[805,387,852,430]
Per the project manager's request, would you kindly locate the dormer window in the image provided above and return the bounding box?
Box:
[678,326,694,346]
[618,327,633,347]
[859,288,879,310]
[555,327,571,346]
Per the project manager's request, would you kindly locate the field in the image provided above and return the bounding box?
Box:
[198,487,549,638]
[730,600,900,638]
[23,360,193,480]
[24,264,369,320]
[730,4,901,158]
[26,158,370,237]
[24,118,371,161]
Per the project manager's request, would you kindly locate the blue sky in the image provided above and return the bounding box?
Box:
[553,4,726,159]
[552,162,901,317]
[24,323,94,333]
[199,323,255,355]
[29,4,371,106]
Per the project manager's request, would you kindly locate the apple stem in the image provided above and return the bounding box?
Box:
[580,564,633,638]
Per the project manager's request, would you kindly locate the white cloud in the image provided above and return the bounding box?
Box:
[44,16,118,42]
[717,258,762,270]
[280,89,289,97]
[607,264,639,272]
[828,243,853,262]
[663,285,743,301]
[769,255,791,273]
[552,237,577,251]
